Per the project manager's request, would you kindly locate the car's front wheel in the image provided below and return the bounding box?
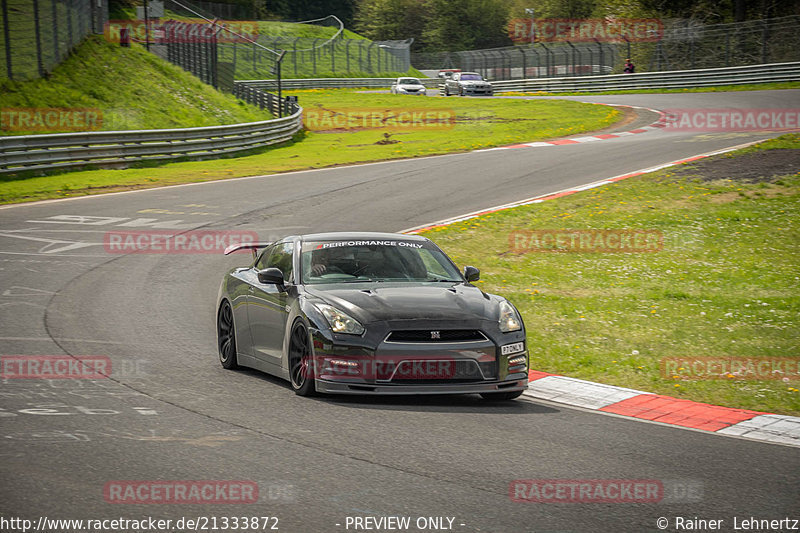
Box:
[217,300,239,370]
[480,390,524,401]
[288,320,316,396]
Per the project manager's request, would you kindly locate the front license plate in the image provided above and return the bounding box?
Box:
[501,342,524,355]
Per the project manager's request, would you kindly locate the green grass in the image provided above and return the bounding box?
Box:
[420,134,800,416]
[499,81,800,97]
[0,89,620,203]
[0,36,272,134]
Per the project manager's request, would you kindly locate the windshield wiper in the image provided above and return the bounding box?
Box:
[424,279,461,283]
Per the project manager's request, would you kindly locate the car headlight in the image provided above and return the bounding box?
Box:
[498,300,522,332]
[316,304,365,335]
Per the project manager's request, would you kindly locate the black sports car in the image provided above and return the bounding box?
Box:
[216,232,528,400]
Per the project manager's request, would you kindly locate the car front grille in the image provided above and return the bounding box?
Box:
[385,329,487,343]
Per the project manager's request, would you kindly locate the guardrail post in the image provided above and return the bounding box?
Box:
[312,38,319,75]
[1,0,12,79]
[293,37,299,76]
[32,0,45,77]
[51,0,59,64]
[539,43,551,77]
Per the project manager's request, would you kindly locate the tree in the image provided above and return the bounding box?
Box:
[423,0,512,51]
[354,0,429,49]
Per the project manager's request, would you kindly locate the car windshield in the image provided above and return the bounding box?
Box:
[399,78,420,84]
[460,74,482,81]
[301,240,462,284]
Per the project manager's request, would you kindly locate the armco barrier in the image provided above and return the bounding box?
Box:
[490,62,800,93]
[0,102,302,175]
[239,77,442,91]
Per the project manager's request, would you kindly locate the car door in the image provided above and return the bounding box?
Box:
[247,241,294,365]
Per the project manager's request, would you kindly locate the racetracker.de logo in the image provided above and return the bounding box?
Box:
[310,354,493,381]
[104,481,259,504]
[303,108,455,131]
[662,357,800,381]
[1,356,111,379]
[659,108,800,131]
[510,479,663,503]
[103,230,258,254]
[104,20,259,44]
[1,108,103,132]
[508,18,663,43]
[509,229,663,254]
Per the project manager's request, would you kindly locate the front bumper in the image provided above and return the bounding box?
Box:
[309,322,528,395]
[316,377,528,395]
[463,87,493,95]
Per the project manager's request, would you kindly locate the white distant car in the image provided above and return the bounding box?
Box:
[390,77,427,95]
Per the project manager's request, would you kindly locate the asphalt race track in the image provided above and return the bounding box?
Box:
[1,90,798,533]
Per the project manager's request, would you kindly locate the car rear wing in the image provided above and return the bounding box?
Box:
[223,242,272,259]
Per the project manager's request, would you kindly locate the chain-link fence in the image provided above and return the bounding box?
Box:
[0,0,107,80]
[139,0,411,87]
[412,16,800,80]
[644,16,800,71]
[414,42,617,80]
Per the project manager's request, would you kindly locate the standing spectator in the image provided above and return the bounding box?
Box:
[623,59,636,73]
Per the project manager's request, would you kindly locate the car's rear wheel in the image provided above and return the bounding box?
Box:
[459,86,465,96]
[217,300,239,370]
[288,321,316,396]
[444,85,450,96]
[480,390,523,401]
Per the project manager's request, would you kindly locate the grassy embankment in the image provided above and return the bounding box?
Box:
[0,36,272,134]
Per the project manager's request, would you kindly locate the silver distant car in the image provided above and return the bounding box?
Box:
[444,72,494,96]
[390,77,427,95]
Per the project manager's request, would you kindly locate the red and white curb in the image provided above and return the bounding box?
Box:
[478,105,666,151]
[526,370,800,447]
[403,140,765,234]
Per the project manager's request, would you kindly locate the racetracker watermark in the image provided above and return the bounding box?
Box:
[659,108,800,131]
[310,354,494,381]
[104,20,258,44]
[104,481,259,504]
[1,356,111,379]
[662,357,800,381]
[510,479,663,503]
[303,108,455,131]
[1,108,103,132]
[509,229,663,254]
[508,18,663,43]
[103,230,258,254]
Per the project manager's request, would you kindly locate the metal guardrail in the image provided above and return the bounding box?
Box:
[240,77,441,91]
[0,92,302,175]
[490,62,800,93]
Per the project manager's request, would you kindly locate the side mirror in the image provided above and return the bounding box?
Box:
[257,267,285,287]
[463,266,480,282]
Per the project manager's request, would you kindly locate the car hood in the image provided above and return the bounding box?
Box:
[305,283,495,323]
[397,84,425,89]
[461,80,490,86]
